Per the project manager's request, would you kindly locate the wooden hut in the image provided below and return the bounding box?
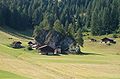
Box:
[11,41,22,48]
[38,45,55,55]
[101,37,116,44]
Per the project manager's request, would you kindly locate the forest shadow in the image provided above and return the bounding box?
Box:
[80,52,103,56]
[45,52,102,56]
[0,26,33,40]
[43,54,61,56]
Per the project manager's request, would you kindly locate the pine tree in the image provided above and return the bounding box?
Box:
[53,19,64,34]
[67,23,75,37]
[75,28,84,47]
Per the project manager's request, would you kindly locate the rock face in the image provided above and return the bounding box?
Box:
[35,29,49,45]
[35,29,75,52]
[60,37,75,51]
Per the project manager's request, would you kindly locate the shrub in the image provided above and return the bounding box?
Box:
[27,46,33,50]
[112,34,118,38]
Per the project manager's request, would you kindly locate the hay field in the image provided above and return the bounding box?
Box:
[0,30,120,79]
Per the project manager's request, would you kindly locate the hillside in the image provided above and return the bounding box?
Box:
[0,0,120,35]
[0,29,120,79]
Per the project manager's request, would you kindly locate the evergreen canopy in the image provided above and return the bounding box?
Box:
[0,0,120,35]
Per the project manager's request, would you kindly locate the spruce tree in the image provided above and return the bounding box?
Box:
[53,19,64,34]
[75,28,84,47]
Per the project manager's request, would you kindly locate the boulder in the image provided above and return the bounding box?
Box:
[34,29,75,52]
[44,30,64,49]
[60,37,75,51]
[35,29,49,45]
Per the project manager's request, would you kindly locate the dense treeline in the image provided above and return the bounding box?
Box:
[0,0,120,35]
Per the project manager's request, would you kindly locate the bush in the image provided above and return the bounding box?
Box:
[112,34,118,38]
[27,46,33,50]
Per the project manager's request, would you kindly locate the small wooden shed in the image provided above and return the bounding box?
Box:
[38,45,55,55]
[11,41,22,48]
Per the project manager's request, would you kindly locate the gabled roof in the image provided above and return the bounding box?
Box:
[13,41,22,44]
[39,45,48,49]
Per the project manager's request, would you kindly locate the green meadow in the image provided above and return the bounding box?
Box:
[0,29,120,79]
[0,70,30,79]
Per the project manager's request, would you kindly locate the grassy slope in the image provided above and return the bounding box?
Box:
[0,70,29,79]
[0,29,120,79]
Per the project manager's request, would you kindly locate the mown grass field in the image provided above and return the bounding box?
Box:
[0,29,120,79]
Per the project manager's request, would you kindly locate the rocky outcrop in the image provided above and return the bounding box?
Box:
[34,29,75,52]
[60,37,75,51]
[35,29,49,45]
[44,30,64,49]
